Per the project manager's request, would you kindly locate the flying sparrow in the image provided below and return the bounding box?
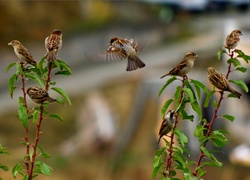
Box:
[224,29,243,50]
[103,36,145,71]
[8,40,37,66]
[160,52,198,78]
[207,67,242,99]
[45,29,62,62]
[158,110,175,144]
[27,86,56,104]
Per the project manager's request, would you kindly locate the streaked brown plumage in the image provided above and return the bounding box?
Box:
[207,67,242,99]
[225,29,242,50]
[8,40,36,66]
[104,36,145,71]
[160,52,198,78]
[45,29,62,62]
[27,86,56,104]
[158,110,175,144]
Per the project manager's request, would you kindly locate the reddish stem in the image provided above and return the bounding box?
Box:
[165,77,186,177]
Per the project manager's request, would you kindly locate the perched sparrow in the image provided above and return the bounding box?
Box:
[45,29,62,62]
[158,110,175,144]
[225,29,243,50]
[103,36,145,71]
[8,40,36,66]
[27,86,56,104]
[207,67,242,99]
[160,52,198,78]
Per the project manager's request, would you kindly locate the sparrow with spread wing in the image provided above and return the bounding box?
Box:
[160,52,198,78]
[207,67,242,99]
[8,40,36,66]
[104,36,145,71]
[158,110,175,144]
[27,86,56,104]
[45,29,62,62]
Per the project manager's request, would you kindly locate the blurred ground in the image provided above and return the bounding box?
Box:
[1,1,250,180]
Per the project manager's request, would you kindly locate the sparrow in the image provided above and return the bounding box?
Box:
[104,36,145,71]
[207,67,242,99]
[45,29,62,62]
[27,86,56,104]
[8,40,37,66]
[158,110,175,144]
[224,29,243,50]
[160,52,198,78]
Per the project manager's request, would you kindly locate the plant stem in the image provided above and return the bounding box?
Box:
[20,64,30,175]
[165,77,186,177]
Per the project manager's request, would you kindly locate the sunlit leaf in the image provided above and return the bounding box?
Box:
[35,161,52,176]
[6,62,17,73]
[183,87,195,103]
[227,58,241,67]
[236,67,247,73]
[159,76,177,96]
[184,80,197,101]
[18,97,28,128]
[8,74,18,98]
[217,48,227,60]
[32,110,39,124]
[174,129,188,145]
[222,114,235,122]
[12,163,22,178]
[190,79,210,94]
[229,79,248,92]
[25,73,44,88]
[48,113,63,122]
[51,87,71,105]
[0,164,9,171]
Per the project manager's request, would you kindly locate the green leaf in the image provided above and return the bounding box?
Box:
[235,49,250,63]
[180,110,194,121]
[51,87,71,105]
[190,79,210,95]
[211,130,228,147]
[227,58,241,67]
[6,62,17,73]
[25,73,44,88]
[184,80,197,101]
[12,163,22,178]
[55,97,64,105]
[159,76,177,96]
[229,79,248,92]
[217,49,227,60]
[174,129,188,145]
[18,97,28,128]
[48,113,63,122]
[32,110,39,124]
[37,145,51,158]
[55,71,71,76]
[0,164,9,171]
[222,114,235,122]
[174,86,182,102]
[8,73,18,98]
[183,87,195,103]
[191,101,202,119]
[236,67,247,73]
[161,99,174,117]
[55,60,72,75]
[204,90,215,108]
[37,57,47,76]
[35,161,52,176]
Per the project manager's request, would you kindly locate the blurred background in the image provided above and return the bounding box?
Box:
[1,1,250,180]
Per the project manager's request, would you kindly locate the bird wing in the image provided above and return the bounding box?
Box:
[104,45,127,61]
[127,38,145,52]
[169,60,187,75]
[46,35,61,51]
[17,46,34,61]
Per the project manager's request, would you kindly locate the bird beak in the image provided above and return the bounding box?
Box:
[8,42,11,46]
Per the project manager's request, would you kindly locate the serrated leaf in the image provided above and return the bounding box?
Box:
[222,114,235,122]
[236,67,247,73]
[18,97,28,128]
[217,49,227,60]
[159,76,177,96]
[161,99,174,117]
[6,62,17,73]
[51,87,71,105]
[8,73,18,98]
[227,58,241,67]
[12,163,22,178]
[25,73,44,88]
[48,113,63,122]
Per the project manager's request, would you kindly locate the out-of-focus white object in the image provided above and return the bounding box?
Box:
[230,144,250,166]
